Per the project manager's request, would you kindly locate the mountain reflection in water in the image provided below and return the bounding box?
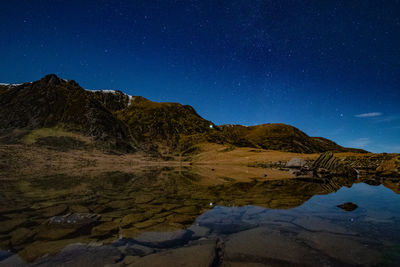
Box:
[0,167,400,266]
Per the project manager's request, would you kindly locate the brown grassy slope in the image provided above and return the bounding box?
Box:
[0,144,185,179]
[190,143,320,165]
[205,124,366,154]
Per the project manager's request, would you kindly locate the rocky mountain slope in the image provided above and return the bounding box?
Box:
[116,96,215,151]
[0,75,133,151]
[0,74,365,154]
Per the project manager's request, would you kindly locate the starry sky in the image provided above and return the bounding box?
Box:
[0,0,399,152]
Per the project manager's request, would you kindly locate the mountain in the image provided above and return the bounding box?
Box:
[0,75,134,151]
[115,96,215,151]
[0,74,366,154]
[207,124,365,153]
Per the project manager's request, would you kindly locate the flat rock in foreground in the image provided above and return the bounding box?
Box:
[223,227,333,266]
[29,244,122,267]
[126,240,216,267]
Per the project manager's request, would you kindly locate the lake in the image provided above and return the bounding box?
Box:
[0,167,400,266]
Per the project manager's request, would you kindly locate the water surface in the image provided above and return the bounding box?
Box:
[0,167,399,266]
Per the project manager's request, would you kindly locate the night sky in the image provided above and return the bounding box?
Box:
[0,0,399,152]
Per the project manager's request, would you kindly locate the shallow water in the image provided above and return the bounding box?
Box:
[0,167,400,266]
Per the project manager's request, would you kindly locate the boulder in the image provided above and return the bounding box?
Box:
[285,157,308,168]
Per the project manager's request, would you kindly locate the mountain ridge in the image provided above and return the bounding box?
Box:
[0,74,367,154]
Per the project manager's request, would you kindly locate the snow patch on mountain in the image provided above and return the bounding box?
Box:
[0,83,23,87]
[128,95,134,106]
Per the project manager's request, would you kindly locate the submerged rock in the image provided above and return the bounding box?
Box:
[188,225,210,239]
[40,204,68,217]
[36,227,78,241]
[337,202,358,212]
[133,229,193,248]
[36,213,104,241]
[48,213,101,226]
[29,243,122,267]
[91,221,119,237]
[124,244,154,256]
[0,218,26,234]
[223,227,333,266]
[293,216,355,234]
[298,231,381,266]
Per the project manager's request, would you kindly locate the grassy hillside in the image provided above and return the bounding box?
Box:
[205,124,365,154]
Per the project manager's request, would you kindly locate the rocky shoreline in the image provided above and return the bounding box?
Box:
[253,151,400,179]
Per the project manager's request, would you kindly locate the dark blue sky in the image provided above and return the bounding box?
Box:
[1,0,399,152]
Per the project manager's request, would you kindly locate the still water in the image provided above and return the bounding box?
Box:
[0,167,399,266]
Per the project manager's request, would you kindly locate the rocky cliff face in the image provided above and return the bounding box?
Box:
[0,75,133,151]
[0,74,366,154]
[90,90,131,112]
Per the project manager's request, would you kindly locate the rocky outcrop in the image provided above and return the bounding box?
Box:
[376,155,400,177]
[312,151,358,178]
[90,90,130,112]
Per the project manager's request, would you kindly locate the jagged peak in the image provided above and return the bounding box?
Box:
[39,74,66,86]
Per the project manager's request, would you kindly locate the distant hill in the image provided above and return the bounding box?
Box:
[208,124,366,153]
[0,74,367,154]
